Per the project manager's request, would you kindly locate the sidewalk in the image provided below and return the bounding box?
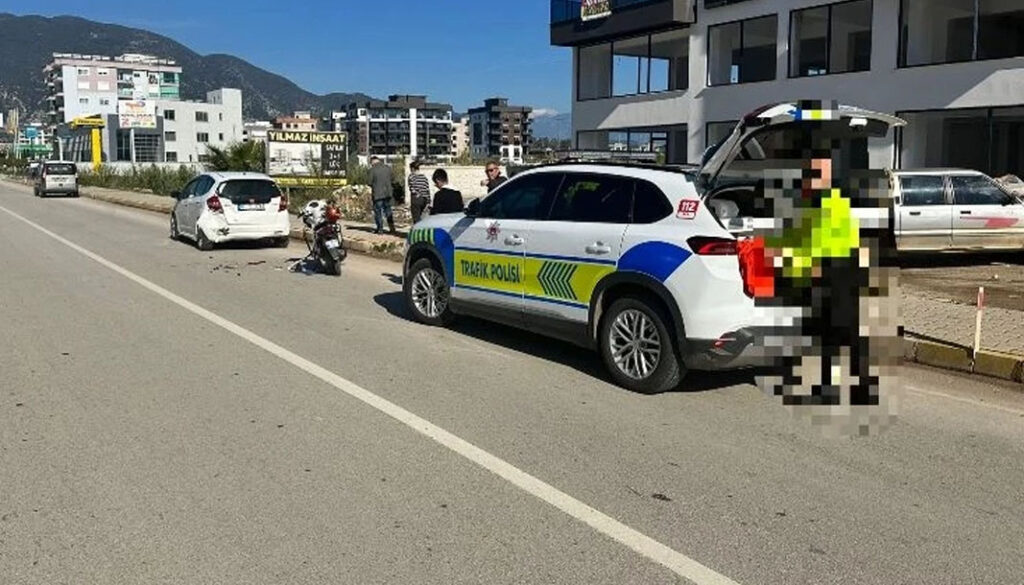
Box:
[902,291,1024,355]
[78,184,410,262]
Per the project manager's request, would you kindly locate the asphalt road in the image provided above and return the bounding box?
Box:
[1,181,1023,585]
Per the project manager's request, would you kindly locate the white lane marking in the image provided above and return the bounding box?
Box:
[0,204,743,585]
[906,385,1024,416]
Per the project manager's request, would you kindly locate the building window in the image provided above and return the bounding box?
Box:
[77,67,90,75]
[219,113,223,122]
[707,15,778,86]
[897,106,1024,177]
[97,68,110,76]
[116,131,131,161]
[164,109,175,121]
[97,81,111,91]
[196,111,209,122]
[899,0,1024,67]
[166,151,178,162]
[790,0,872,77]
[579,29,688,101]
[705,0,756,7]
[576,125,687,164]
[78,81,91,90]
[162,72,177,83]
[197,132,209,143]
[705,121,738,150]
[165,131,176,142]
[79,97,89,105]
[134,133,160,163]
[218,133,224,141]
[99,98,111,106]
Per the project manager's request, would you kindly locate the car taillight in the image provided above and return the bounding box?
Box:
[325,206,341,223]
[736,237,775,299]
[687,236,738,256]
[278,194,288,212]
[207,195,223,213]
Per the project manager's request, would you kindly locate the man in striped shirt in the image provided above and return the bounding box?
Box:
[408,160,431,224]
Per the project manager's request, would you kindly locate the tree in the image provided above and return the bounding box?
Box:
[204,141,266,172]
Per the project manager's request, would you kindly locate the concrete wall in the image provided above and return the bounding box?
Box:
[570,0,1024,170]
[407,164,506,202]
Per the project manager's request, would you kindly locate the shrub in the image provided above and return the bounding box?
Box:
[78,164,198,196]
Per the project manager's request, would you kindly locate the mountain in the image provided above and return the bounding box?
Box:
[530,112,572,141]
[0,12,375,121]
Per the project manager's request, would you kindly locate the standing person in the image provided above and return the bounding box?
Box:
[480,162,507,193]
[368,156,396,235]
[408,160,431,224]
[430,169,464,214]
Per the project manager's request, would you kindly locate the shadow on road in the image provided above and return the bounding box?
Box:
[381,272,404,285]
[899,251,1024,269]
[373,291,753,394]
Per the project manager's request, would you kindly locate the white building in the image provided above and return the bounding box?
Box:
[243,121,273,142]
[554,0,1024,176]
[157,89,243,163]
[452,116,470,157]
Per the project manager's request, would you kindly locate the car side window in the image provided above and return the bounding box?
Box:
[193,176,215,197]
[478,173,564,220]
[951,175,1010,206]
[632,180,673,223]
[180,178,199,198]
[549,173,633,224]
[899,176,946,206]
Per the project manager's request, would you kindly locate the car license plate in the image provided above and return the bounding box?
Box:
[325,239,340,249]
[238,203,265,211]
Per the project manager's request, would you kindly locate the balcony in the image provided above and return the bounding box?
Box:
[550,0,694,46]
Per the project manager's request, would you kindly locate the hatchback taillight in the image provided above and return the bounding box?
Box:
[207,195,223,213]
[687,236,738,256]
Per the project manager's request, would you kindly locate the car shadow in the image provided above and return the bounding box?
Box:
[372,291,752,395]
[381,272,404,285]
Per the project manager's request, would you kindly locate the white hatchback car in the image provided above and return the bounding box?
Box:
[170,172,291,250]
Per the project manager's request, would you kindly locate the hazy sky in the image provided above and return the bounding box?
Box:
[2,1,574,114]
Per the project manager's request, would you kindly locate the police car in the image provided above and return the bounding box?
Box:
[402,102,903,394]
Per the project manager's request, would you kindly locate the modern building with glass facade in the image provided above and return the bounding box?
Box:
[553,0,1024,176]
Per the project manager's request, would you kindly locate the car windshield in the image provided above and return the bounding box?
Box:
[45,164,76,175]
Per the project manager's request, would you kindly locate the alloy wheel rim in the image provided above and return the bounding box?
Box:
[411,268,448,318]
[609,309,662,380]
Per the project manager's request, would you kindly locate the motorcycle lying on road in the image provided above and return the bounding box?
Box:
[297,199,347,276]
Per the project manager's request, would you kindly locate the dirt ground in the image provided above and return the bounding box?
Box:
[900,251,1024,312]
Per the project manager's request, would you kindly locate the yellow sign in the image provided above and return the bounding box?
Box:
[274,176,349,187]
[71,116,105,128]
[454,250,523,295]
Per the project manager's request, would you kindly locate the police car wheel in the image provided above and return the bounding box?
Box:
[405,258,453,326]
[600,297,681,394]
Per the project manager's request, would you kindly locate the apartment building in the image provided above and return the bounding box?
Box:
[553,0,1024,176]
[274,114,318,131]
[468,98,533,158]
[44,53,181,131]
[343,94,454,164]
[158,89,244,163]
[452,116,470,157]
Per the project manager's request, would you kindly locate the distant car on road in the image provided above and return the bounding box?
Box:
[890,169,1024,252]
[33,161,79,198]
[170,172,291,251]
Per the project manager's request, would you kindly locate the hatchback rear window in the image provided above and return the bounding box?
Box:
[218,179,281,204]
[44,163,76,175]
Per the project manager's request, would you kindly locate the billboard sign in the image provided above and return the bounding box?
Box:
[581,0,612,21]
[266,130,348,180]
[118,99,156,129]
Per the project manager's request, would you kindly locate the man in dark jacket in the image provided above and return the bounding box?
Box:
[481,162,507,193]
[430,169,464,214]
[369,156,395,234]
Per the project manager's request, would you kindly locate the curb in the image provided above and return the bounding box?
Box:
[79,188,409,263]
[903,337,1024,387]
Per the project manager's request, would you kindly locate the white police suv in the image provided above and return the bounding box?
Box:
[402,102,903,393]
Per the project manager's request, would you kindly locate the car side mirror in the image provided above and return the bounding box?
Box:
[171,191,182,200]
[465,198,481,217]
